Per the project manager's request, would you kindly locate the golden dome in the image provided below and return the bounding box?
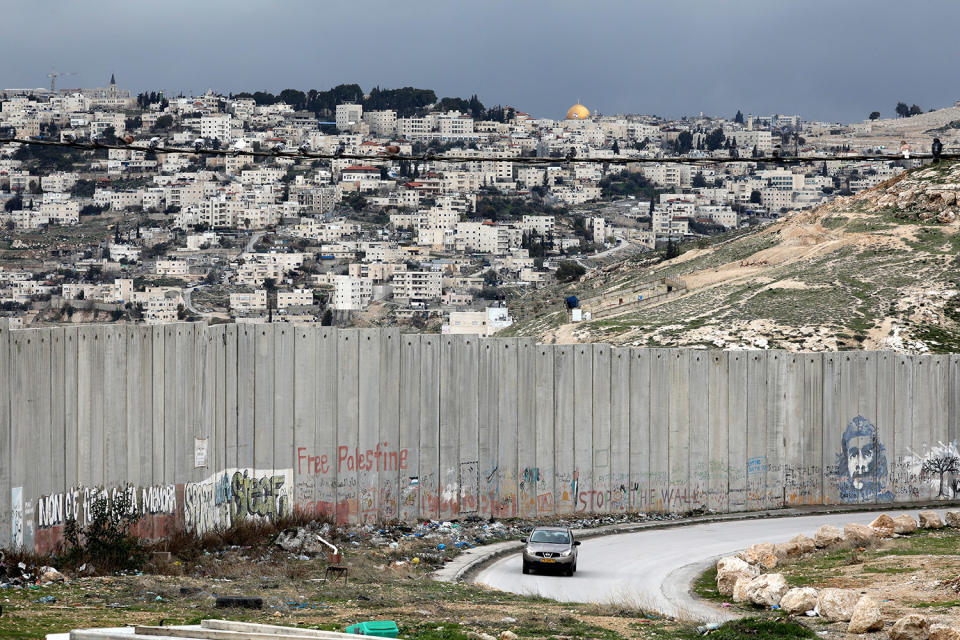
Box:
[566,103,590,120]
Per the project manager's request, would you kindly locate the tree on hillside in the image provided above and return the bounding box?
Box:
[675,130,693,154]
[734,110,744,124]
[869,111,881,120]
[612,140,620,155]
[555,261,585,283]
[750,189,762,204]
[692,172,707,188]
[895,102,910,118]
[909,104,923,116]
[704,127,725,151]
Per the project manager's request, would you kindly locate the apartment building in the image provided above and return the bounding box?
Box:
[277,288,314,309]
[331,274,372,310]
[155,259,188,277]
[392,270,442,303]
[336,104,363,132]
[230,290,267,312]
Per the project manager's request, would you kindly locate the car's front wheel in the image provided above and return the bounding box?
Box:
[522,561,530,575]
[565,563,575,577]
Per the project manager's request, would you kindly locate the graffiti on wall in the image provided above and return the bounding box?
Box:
[834,416,893,503]
[906,441,960,499]
[35,485,177,530]
[184,468,292,535]
[11,487,23,549]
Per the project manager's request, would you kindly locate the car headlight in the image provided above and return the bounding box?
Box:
[560,550,572,557]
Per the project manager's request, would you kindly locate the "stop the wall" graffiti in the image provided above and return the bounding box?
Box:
[184,468,292,535]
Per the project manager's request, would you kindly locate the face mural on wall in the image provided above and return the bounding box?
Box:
[836,416,893,503]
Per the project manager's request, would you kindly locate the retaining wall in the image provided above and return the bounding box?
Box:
[1,320,959,552]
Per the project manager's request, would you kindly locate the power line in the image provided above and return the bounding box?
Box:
[0,136,950,166]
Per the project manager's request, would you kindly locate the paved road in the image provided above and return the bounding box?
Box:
[474,508,948,622]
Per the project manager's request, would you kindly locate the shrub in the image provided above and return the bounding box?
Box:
[58,491,145,573]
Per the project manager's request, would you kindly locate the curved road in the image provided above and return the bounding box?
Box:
[474,508,948,623]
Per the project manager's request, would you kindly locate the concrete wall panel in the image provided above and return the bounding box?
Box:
[629,348,651,513]
[726,352,748,512]
[419,334,440,520]
[534,343,555,517]
[553,345,575,514]
[707,351,729,512]
[315,328,339,519]
[496,338,519,517]
[647,349,670,513]
[590,344,611,514]
[274,326,295,490]
[357,329,381,523]
[398,333,420,522]
[609,347,630,513]
[688,351,709,511]
[293,326,317,515]
[337,329,360,523]
[438,335,459,520]
[379,328,401,522]
[517,338,537,518]
[456,335,479,518]
[745,351,767,511]
[667,350,690,513]
[765,351,785,510]
[572,344,593,514]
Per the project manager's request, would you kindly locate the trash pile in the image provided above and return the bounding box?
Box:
[0,552,67,590]
[272,511,687,568]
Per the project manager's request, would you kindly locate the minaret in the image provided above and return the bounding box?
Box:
[110,73,116,86]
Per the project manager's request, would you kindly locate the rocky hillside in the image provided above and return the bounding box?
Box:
[505,162,960,353]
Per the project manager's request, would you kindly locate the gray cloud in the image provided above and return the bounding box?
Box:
[5,0,958,122]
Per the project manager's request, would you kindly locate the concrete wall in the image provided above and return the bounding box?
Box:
[1,321,959,551]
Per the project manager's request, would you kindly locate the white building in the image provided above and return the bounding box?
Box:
[336,104,363,132]
[230,290,267,312]
[331,275,372,311]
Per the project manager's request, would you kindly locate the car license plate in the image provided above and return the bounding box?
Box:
[540,558,556,563]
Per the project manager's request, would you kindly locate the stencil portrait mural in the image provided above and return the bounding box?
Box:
[835,416,894,503]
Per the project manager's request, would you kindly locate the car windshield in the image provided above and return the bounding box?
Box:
[530,530,570,544]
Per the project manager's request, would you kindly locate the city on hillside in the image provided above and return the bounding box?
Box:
[0,76,939,333]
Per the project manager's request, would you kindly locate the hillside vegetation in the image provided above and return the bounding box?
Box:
[505,162,960,353]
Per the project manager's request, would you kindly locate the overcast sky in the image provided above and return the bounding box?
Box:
[5,0,960,122]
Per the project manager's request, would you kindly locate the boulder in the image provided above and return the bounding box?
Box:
[814,524,844,548]
[732,575,753,603]
[919,511,944,529]
[889,614,930,640]
[737,542,778,569]
[938,209,958,224]
[847,596,884,633]
[789,534,816,555]
[499,633,518,640]
[844,522,878,546]
[817,588,860,622]
[869,514,897,538]
[945,511,960,528]
[716,557,760,596]
[774,541,803,559]
[893,514,919,534]
[930,625,960,640]
[779,587,818,616]
[467,633,496,640]
[743,573,789,607]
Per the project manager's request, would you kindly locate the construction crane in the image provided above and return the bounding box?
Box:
[48,70,77,92]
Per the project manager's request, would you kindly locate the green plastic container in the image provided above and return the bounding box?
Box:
[345,621,399,638]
